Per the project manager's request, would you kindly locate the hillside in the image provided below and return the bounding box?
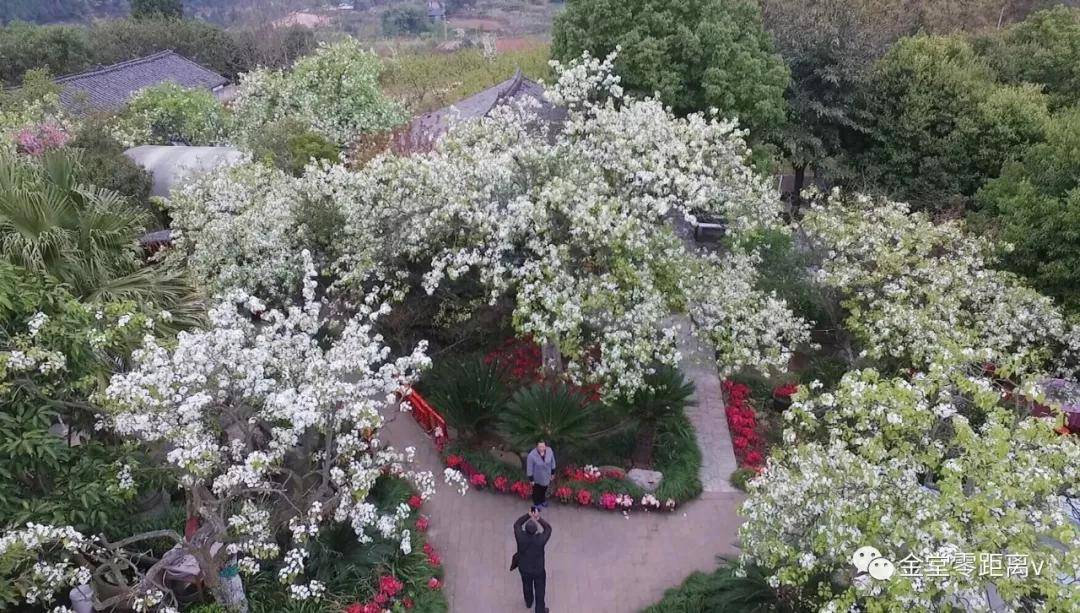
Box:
[0,0,322,26]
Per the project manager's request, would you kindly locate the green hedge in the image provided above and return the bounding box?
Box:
[654,410,703,501]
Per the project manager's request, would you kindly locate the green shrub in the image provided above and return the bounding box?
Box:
[501,383,596,453]
[248,119,340,177]
[729,467,757,492]
[644,562,785,613]
[113,82,228,146]
[799,356,848,391]
[382,5,432,37]
[613,366,694,467]
[420,356,508,440]
[654,410,703,502]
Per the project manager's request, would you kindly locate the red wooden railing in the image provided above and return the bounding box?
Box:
[400,388,449,451]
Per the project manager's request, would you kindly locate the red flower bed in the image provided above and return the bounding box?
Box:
[442,450,678,513]
[483,336,602,401]
[773,382,798,397]
[722,379,768,472]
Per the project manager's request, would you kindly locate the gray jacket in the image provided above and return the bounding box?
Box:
[526,448,556,486]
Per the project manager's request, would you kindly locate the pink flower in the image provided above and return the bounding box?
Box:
[427,551,442,566]
[379,574,404,597]
[554,486,573,502]
[494,475,509,492]
[446,454,464,468]
[576,489,592,506]
[469,473,487,488]
[428,577,442,590]
[416,516,430,532]
[408,495,423,509]
[599,492,617,510]
[773,383,798,397]
[373,592,388,606]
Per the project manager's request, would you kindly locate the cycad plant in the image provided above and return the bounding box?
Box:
[422,356,508,442]
[615,366,695,468]
[0,150,200,325]
[501,383,596,453]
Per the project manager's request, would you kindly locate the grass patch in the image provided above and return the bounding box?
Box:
[654,410,703,502]
[381,45,552,114]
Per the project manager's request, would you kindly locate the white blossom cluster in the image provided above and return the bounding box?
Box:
[800,191,1080,378]
[0,524,98,605]
[91,263,440,600]
[170,52,807,397]
[742,374,1079,610]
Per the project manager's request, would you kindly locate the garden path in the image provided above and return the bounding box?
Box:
[379,409,745,612]
[673,316,740,494]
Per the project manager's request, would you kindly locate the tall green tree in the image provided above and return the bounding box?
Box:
[977,107,1080,313]
[855,35,1050,212]
[552,0,789,141]
[977,6,1080,109]
[130,0,183,20]
[761,0,916,203]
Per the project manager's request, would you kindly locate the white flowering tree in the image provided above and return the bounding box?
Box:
[736,191,1080,610]
[741,369,1079,610]
[329,52,808,396]
[170,52,810,398]
[0,261,467,612]
[799,191,1080,377]
[230,38,406,147]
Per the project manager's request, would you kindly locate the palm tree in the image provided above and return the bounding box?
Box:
[616,366,695,468]
[0,150,200,325]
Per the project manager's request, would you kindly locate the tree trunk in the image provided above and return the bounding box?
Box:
[631,421,657,468]
[541,339,564,378]
[211,570,249,613]
[791,164,807,216]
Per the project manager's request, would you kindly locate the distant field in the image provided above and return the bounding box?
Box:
[380,43,552,114]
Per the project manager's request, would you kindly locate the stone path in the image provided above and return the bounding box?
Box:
[380,372,744,612]
[674,315,739,494]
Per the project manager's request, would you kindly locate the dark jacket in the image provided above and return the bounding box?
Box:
[513,514,552,574]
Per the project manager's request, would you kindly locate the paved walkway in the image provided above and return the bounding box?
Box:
[378,215,744,611]
[381,393,744,612]
[674,315,740,494]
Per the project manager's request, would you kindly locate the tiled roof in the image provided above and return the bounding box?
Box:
[54,51,228,114]
[398,69,566,151]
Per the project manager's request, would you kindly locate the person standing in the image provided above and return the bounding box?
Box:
[514,507,551,613]
[526,441,556,507]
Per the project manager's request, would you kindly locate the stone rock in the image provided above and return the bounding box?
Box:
[627,468,663,492]
[489,448,524,470]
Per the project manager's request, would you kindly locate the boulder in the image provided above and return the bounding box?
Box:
[627,468,663,493]
[489,448,524,470]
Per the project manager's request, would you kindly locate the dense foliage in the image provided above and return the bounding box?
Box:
[737,191,1080,611]
[977,107,1080,313]
[855,35,1051,212]
[112,83,228,147]
[232,39,406,147]
[552,0,789,140]
[0,18,316,86]
[174,52,810,398]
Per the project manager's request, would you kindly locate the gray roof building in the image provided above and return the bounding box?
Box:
[54,51,228,115]
[396,69,565,152]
